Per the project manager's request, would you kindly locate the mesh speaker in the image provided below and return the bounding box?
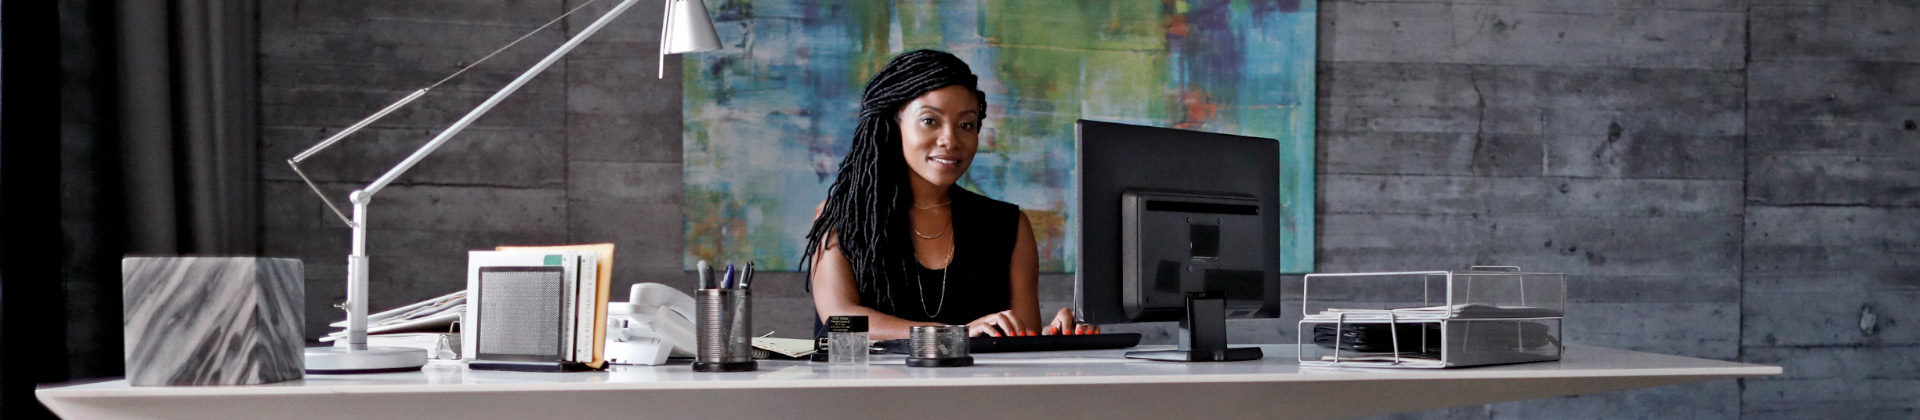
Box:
[476,266,566,362]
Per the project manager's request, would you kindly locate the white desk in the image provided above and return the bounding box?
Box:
[38,345,1777,420]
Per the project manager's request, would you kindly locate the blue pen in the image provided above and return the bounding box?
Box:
[721,264,736,289]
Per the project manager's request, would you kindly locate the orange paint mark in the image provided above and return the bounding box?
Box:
[1165,1,1189,38]
[1022,209,1068,270]
[1175,90,1219,130]
[687,198,749,265]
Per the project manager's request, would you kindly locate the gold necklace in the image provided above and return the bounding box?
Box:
[913,217,951,239]
[914,199,952,210]
[915,242,954,318]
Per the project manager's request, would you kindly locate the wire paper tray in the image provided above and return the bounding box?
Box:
[1296,316,1563,368]
[1301,266,1565,320]
[1297,266,1566,368]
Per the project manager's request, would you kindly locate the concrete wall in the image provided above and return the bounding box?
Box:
[257,1,1917,418]
[258,0,691,338]
[1319,1,1745,418]
[1741,2,1920,418]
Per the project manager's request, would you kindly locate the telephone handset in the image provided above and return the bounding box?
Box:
[605,283,697,365]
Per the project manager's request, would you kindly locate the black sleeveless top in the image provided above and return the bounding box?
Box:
[815,186,1022,336]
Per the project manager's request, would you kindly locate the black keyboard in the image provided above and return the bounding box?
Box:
[877,333,1142,354]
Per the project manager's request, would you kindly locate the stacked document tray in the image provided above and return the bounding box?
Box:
[1298,266,1565,368]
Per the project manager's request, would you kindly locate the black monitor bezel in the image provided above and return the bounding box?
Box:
[1073,119,1283,325]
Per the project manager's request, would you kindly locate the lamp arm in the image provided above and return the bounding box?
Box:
[289,88,431,164]
[286,88,432,227]
[333,0,644,351]
[285,0,611,226]
[361,0,647,197]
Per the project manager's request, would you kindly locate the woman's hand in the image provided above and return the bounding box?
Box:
[1042,307,1101,335]
[966,310,1033,337]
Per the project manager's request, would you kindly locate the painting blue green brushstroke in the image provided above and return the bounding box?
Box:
[685,0,1315,273]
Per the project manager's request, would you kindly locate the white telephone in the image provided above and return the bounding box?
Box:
[603,283,697,365]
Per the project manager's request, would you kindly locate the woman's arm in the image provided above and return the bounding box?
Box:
[810,203,942,341]
[1015,212,1100,336]
[1006,212,1043,331]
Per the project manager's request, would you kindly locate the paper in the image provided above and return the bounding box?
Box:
[324,291,464,341]
[752,337,819,359]
[332,333,462,360]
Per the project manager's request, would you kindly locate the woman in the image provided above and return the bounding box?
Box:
[804,50,1098,340]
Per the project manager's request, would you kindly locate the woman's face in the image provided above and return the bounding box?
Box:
[897,85,982,190]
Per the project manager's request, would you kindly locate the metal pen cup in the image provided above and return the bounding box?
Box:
[692,288,756,372]
[905,325,972,367]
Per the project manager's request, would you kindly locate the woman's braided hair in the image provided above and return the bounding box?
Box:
[801,49,988,310]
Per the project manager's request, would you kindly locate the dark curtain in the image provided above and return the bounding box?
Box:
[4,1,257,418]
[113,0,261,255]
[5,2,64,418]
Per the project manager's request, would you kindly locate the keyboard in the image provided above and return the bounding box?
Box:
[877,333,1142,354]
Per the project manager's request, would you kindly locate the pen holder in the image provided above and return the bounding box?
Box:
[905,325,972,367]
[693,288,756,372]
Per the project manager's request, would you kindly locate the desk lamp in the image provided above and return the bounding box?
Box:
[289,0,720,373]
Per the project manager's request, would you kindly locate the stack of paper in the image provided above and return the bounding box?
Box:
[323,291,465,359]
[328,332,461,360]
[751,337,819,359]
[323,291,464,338]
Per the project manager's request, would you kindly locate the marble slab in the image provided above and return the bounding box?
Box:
[123,257,304,386]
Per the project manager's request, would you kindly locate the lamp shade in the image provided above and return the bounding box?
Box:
[663,0,720,55]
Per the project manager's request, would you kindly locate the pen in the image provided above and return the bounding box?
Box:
[740,261,755,290]
[697,260,712,290]
[721,263,736,289]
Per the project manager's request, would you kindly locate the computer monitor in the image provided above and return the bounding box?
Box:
[1072,120,1281,362]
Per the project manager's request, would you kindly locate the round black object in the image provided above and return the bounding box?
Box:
[906,356,973,367]
[692,360,758,372]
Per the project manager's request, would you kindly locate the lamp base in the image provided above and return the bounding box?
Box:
[305,346,428,374]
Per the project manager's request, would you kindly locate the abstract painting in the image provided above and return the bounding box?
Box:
[685,0,1315,273]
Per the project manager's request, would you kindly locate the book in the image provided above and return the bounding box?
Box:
[496,244,614,369]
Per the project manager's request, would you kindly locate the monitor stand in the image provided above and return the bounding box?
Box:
[1124,292,1264,362]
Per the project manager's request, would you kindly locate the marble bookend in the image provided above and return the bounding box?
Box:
[123,257,305,386]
